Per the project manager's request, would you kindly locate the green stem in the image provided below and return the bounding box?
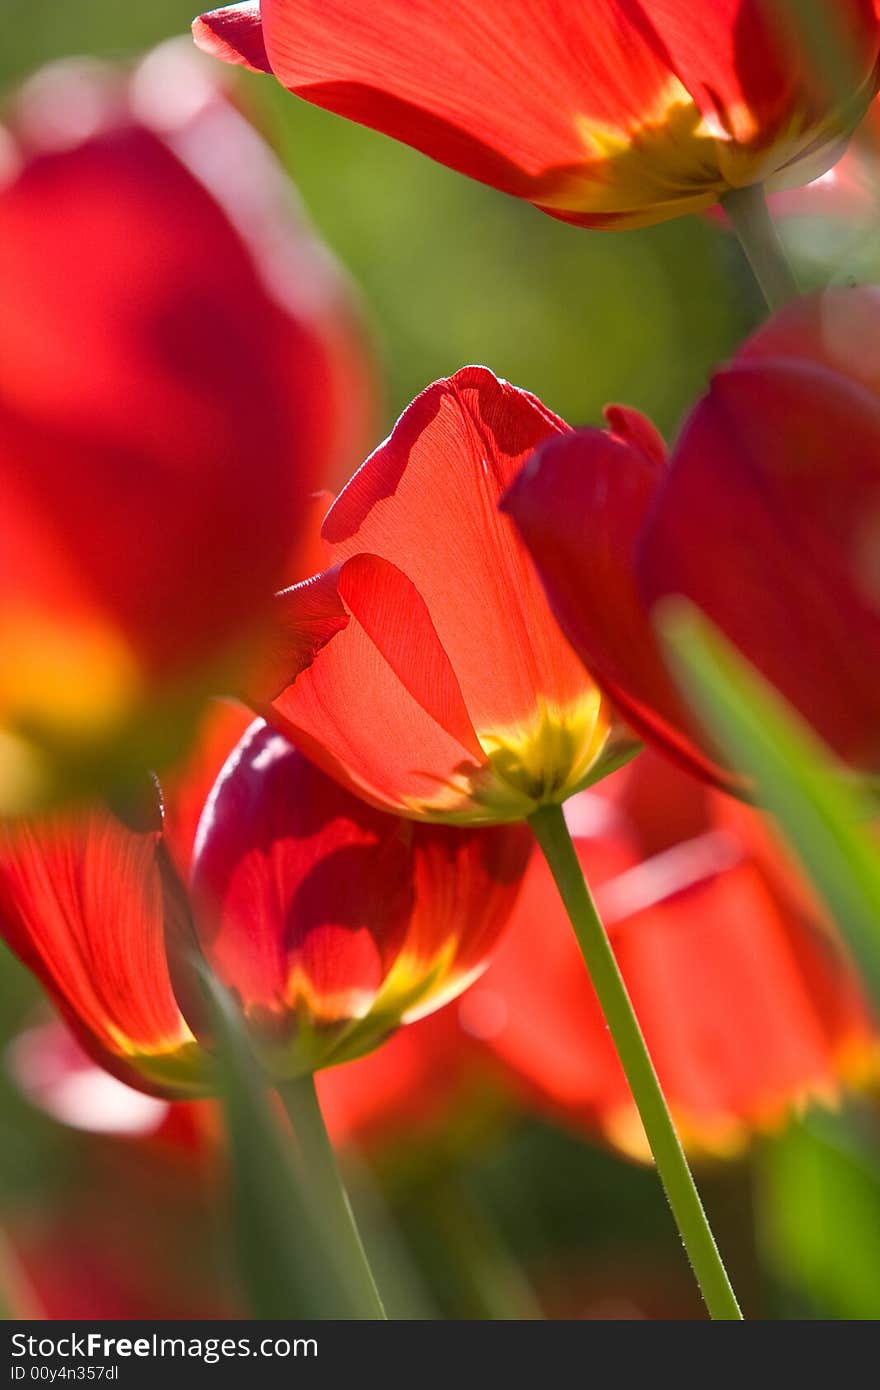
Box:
[529,803,743,1321]
[722,183,799,313]
[279,1074,387,1319]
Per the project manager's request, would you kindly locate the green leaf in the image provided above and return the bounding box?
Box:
[756,1108,880,1320]
[659,601,880,1006]
[203,971,368,1319]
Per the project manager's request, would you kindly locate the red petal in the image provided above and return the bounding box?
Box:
[257,0,680,214]
[249,565,350,705]
[317,1007,479,1146]
[191,722,415,1033]
[639,360,880,768]
[266,556,486,817]
[401,820,533,1016]
[0,804,203,1097]
[639,1,879,143]
[192,3,273,74]
[0,125,301,680]
[323,366,591,735]
[504,425,725,784]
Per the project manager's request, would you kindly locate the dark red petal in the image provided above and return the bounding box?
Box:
[639,360,880,768]
[192,3,273,74]
[504,426,725,784]
[0,804,204,1097]
[190,723,415,1029]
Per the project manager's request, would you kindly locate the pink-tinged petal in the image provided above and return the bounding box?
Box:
[323,366,588,735]
[503,425,727,785]
[192,3,273,75]
[737,284,880,397]
[639,360,880,767]
[0,802,206,1097]
[266,556,486,818]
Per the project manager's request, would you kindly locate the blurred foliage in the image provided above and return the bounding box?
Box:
[756,1104,880,1320]
[1,0,878,1323]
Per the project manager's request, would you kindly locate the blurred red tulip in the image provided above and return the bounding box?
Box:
[194,1,880,230]
[472,752,877,1157]
[505,287,880,784]
[0,710,530,1093]
[0,44,375,814]
[0,788,208,1098]
[261,368,637,824]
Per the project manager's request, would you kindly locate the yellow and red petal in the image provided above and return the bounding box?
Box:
[0,801,206,1097]
[195,1,880,227]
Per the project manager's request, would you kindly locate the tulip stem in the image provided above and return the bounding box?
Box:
[528,803,743,1321]
[722,183,799,312]
[279,1074,388,1319]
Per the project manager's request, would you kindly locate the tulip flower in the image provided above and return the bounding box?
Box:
[0,46,374,814]
[260,367,639,824]
[473,753,877,1158]
[194,1,880,231]
[505,286,880,785]
[0,718,531,1095]
[190,721,531,1074]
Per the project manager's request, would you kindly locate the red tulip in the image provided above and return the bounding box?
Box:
[0,790,206,1098]
[190,722,532,1074]
[260,368,637,824]
[194,1,880,230]
[0,46,374,813]
[470,752,877,1156]
[0,714,530,1093]
[505,287,880,783]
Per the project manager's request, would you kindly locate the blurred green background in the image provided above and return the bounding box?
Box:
[0,0,877,1322]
